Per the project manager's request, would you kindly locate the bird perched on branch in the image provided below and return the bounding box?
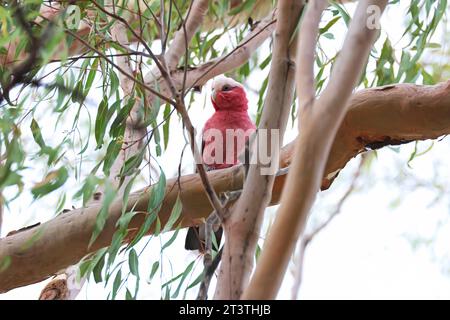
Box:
[185,75,256,251]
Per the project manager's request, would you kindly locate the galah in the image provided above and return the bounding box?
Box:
[185,76,256,251]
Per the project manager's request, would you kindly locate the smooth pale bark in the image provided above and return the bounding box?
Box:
[243,0,388,299]
[295,0,329,110]
[1,80,449,293]
[165,0,210,70]
[214,0,304,300]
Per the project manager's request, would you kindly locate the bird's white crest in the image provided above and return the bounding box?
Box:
[211,75,243,93]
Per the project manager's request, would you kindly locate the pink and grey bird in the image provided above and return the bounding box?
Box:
[185,76,256,251]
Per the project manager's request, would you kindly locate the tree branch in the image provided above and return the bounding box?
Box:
[144,8,277,100]
[38,6,147,300]
[99,0,227,227]
[243,0,388,299]
[165,0,209,70]
[147,1,226,220]
[296,0,328,111]
[1,1,279,68]
[1,80,449,293]
[178,11,277,91]
[214,0,304,300]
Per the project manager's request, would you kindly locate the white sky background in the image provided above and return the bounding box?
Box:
[2,1,450,299]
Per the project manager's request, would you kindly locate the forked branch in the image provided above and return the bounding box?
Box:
[243,0,388,299]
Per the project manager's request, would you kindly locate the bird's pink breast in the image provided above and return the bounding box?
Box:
[202,111,256,170]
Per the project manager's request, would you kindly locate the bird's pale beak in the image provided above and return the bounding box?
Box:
[211,89,216,102]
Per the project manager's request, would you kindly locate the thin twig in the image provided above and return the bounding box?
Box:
[197,247,223,300]
[64,28,173,105]
[160,53,225,218]
[171,1,189,97]
[197,183,247,300]
[197,196,234,300]
[160,0,166,53]
[90,1,169,78]
[92,0,225,217]
[188,14,277,91]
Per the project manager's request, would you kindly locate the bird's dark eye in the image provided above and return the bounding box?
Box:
[222,85,232,91]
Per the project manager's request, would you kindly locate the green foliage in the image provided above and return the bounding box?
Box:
[0,256,11,273]
[162,195,182,233]
[162,260,195,299]
[94,98,120,149]
[31,167,68,198]
[30,118,60,165]
[89,181,117,247]
[0,0,448,299]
